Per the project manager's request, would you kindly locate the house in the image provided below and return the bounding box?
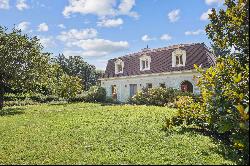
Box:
[100,43,216,102]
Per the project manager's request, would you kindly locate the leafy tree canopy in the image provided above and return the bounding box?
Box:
[206,0,249,64]
[0,26,51,109]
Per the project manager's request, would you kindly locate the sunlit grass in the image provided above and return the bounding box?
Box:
[0,103,238,164]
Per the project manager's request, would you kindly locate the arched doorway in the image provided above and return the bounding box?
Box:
[180,81,193,93]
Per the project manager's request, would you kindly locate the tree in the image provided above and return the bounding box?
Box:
[167,0,249,162]
[55,54,101,91]
[203,0,249,161]
[0,26,51,109]
[55,74,82,100]
[206,0,249,64]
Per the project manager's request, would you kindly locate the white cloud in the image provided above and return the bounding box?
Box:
[64,39,129,57]
[16,0,29,11]
[97,18,123,27]
[58,28,129,57]
[63,50,108,57]
[63,0,116,17]
[72,39,129,52]
[141,35,155,42]
[37,23,49,32]
[118,0,139,18]
[62,0,138,19]
[185,29,205,35]
[168,9,180,22]
[160,34,172,41]
[38,36,56,48]
[200,9,212,21]
[0,0,9,9]
[205,0,224,5]
[17,21,30,31]
[57,28,98,43]
[58,24,66,29]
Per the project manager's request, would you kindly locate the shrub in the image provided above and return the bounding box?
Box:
[129,87,193,106]
[195,57,249,161]
[85,86,106,102]
[4,93,29,101]
[166,57,249,163]
[4,100,39,107]
[44,95,61,103]
[68,93,87,103]
[4,93,63,104]
[105,97,121,104]
[167,96,209,128]
[56,74,83,100]
[29,93,46,102]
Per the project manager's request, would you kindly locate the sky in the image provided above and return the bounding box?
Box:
[0,0,224,70]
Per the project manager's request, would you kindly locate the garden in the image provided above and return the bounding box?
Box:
[0,103,242,164]
[0,0,249,165]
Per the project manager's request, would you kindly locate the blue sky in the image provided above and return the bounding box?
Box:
[0,0,224,70]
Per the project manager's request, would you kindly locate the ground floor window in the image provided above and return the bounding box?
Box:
[159,83,166,88]
[129,84,137,97]
[180,81,193,93]
[146,83,152,89]
[111,85,117,100]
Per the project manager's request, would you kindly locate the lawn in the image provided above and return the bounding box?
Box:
[0,103,239,165]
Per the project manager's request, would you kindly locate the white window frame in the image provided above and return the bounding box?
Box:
[172,49,186,67]
[115,59,124,74]
[140,55,151,71]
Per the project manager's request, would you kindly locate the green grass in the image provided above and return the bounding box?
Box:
[0,103,239,164]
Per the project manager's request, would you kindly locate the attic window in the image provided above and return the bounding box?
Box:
[172,49,186,67]
[176,54,183,65]
[115,59,124,74]
[140,55,151,71]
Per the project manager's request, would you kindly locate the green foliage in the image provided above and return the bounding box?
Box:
[55,74,83,100]
[29,93,47,103]
[0,103,240,164]
[168,96,209,128]
[105,96,120,104]
[195,57,249,158]
[0,26,97,109]
[165,0,249,163]
[129,87,193,106]
[55,54,103,91]
[4,100,39,107]
[4,93,29,101]
[0,26,51,109]
[68,93,87,103]
[3,93,63,106]
[85,86,106,102]
[167,57,249,163]
[206,0,249,64]
[204,0,249,161]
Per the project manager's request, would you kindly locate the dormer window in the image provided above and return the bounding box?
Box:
[115,59,124,74]
[176,54,183,65]
[140,55,151,71]
[172,49,186,67]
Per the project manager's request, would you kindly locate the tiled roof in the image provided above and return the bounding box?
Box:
[104,43,216,78]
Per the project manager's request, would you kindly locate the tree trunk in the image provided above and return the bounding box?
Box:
[0,81,4,110]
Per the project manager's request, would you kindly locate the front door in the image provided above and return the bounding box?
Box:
[129,84,137,97]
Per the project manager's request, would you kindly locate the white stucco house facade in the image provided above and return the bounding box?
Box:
[100,43,216,102]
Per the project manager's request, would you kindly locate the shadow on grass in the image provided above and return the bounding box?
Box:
[48,102,69,106]
[0,107,25,116]
[166,127,246,165]
[100,102,125,106]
